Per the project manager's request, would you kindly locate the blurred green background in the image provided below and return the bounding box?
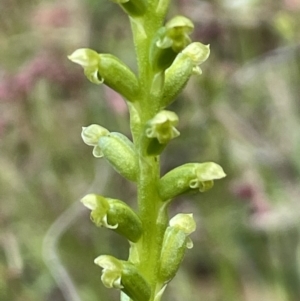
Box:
[1,0,300,300]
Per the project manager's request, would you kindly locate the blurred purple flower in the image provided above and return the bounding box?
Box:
[104,86,128,115]
[31,5,71,29]
[0,52,83,102]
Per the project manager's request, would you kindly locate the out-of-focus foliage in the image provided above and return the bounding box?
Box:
[1,0,300,301]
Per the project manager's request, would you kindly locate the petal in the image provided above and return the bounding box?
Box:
[68,48,100,68]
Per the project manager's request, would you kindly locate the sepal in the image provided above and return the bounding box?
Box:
[81,194,143,242]
[158,213,196,283]
[95,255,151,301]
[158,162,226,201]
[99,132,139,182]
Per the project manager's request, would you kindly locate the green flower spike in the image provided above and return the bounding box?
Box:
[95,255,151,301]
[81,194,143,242]
[144,110,180,156]
[159,162,226,201]
[161,42,210,108]
[158,213,196,284]
[81,124,110,157]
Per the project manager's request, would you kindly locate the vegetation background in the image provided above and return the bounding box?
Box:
[1,0,300,300]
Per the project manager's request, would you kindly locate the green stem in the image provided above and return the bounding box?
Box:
[128,3,170,300]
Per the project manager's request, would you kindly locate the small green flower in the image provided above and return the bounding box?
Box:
[81,124,110,146]
[146,110,180,144]
[95,255,124,289]
[181,42,210,75]
[157,16,194,52]
[95,255,151,301]
[81,124,110,158]
[69,49,139,101]
[81,194,116,229]
[159,162,226,201]
[191,162,226,191]
[81,194,143,242]
[149,16,195,74]
[169,213,196,235]
[68,48,102,84]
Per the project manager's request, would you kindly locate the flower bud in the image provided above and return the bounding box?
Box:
[158,214,196,283]
[110,0,147,17]
[69,49,139,101]
[81,124,110,157]
[95,255,151,301]
[81,194,143,242]
[158,162,226,201]
[161,42,210,108]
[99,132,139,182]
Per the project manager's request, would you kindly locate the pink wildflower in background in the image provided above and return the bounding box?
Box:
[31,4,71,29]
[104,86,128,115]
[0,52,83,102]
